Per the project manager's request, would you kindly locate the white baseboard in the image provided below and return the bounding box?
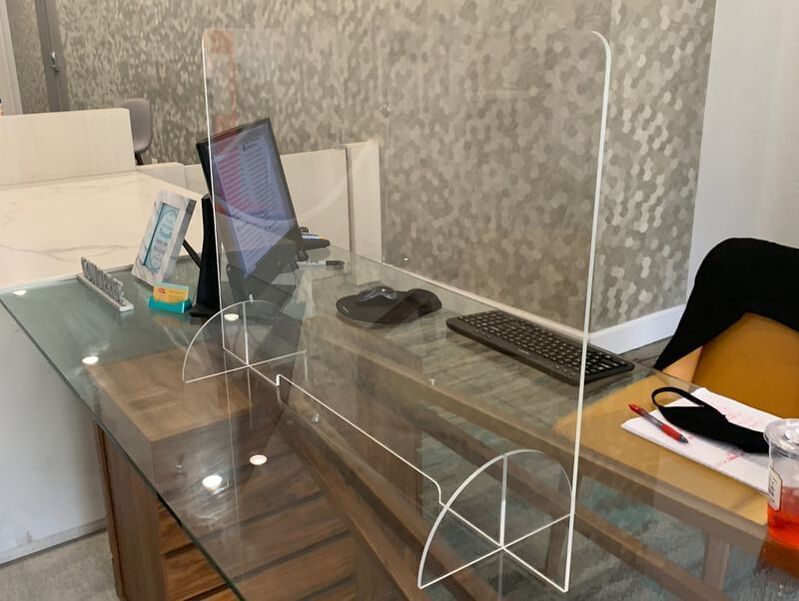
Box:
[589,304,685,354]
[0,518,106,566]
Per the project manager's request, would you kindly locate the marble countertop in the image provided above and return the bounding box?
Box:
[0,171,203,292]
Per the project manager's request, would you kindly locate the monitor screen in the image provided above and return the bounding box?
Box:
[198,119,300,279]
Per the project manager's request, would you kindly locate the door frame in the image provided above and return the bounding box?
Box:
[0,0,23,114]
[34,0,68,111]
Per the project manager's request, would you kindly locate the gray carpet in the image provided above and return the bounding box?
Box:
[0,531,117,601]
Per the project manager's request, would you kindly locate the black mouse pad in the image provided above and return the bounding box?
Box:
[336,289,441,325]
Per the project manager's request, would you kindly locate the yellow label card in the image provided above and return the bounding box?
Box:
[153,283,190,303]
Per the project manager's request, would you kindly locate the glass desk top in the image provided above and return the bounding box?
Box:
[2,249,796,600]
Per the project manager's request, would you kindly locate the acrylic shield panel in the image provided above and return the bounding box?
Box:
[196,23,611,599]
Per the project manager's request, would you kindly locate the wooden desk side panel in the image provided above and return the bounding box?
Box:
[96,426,232,601]
[96,426,168,601]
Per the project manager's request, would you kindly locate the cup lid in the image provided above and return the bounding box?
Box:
[765,419,799,457]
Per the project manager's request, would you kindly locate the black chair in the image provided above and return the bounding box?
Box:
[656,238,799,416]
[120,98,152,165]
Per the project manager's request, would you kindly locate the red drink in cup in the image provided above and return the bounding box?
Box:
[765,420,799,549]
[767,486,799,547]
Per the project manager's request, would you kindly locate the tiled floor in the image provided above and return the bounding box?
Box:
[0,531,117,601]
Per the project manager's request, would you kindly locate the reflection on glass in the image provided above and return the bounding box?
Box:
[248,454,268,466]
[202,474,224,492]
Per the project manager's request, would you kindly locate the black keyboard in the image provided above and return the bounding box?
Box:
[446,310,634,385]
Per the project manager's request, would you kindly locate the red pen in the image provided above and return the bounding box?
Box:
[629,403,689,443]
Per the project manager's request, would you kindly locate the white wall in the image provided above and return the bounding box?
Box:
[0,308,106,563]
[690,1,799,284]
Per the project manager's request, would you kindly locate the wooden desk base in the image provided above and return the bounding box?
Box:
[91,389,408,601]
[95,423,390,601]
[95,426,235,601]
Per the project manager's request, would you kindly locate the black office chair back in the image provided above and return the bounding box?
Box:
[655,238,799,370]
[120,98,152,165]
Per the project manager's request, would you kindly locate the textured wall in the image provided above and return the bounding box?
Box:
[57,0,211,163]
[57,0,342,164]
[5,0,48,114]
[53,0,715,329]
[594,0,716,328]
[368,5,608,326]
[203,2,610,326]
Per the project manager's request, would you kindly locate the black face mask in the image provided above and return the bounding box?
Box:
[651,387,769,454]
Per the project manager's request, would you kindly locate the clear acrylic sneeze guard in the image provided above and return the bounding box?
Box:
[189,23,611,599]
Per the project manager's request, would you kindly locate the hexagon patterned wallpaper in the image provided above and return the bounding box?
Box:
[594,0,715,329]
[9,0,715,330]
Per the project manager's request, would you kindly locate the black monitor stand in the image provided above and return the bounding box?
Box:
[187,195,221,319]
[184,194,305,319]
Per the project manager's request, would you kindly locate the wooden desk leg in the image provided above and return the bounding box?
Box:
[94,425,168,601]
[94,426,231,601]
[702,535,731,589]
[93,425,126,601]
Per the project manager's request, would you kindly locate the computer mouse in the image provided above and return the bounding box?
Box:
[355,285,399,304]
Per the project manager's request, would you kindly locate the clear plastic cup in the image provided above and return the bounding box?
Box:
[765,419,799,548]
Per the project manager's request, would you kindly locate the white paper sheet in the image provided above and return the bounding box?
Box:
[621,388,779,493]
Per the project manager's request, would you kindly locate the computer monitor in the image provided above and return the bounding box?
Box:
[196,118,303,302]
